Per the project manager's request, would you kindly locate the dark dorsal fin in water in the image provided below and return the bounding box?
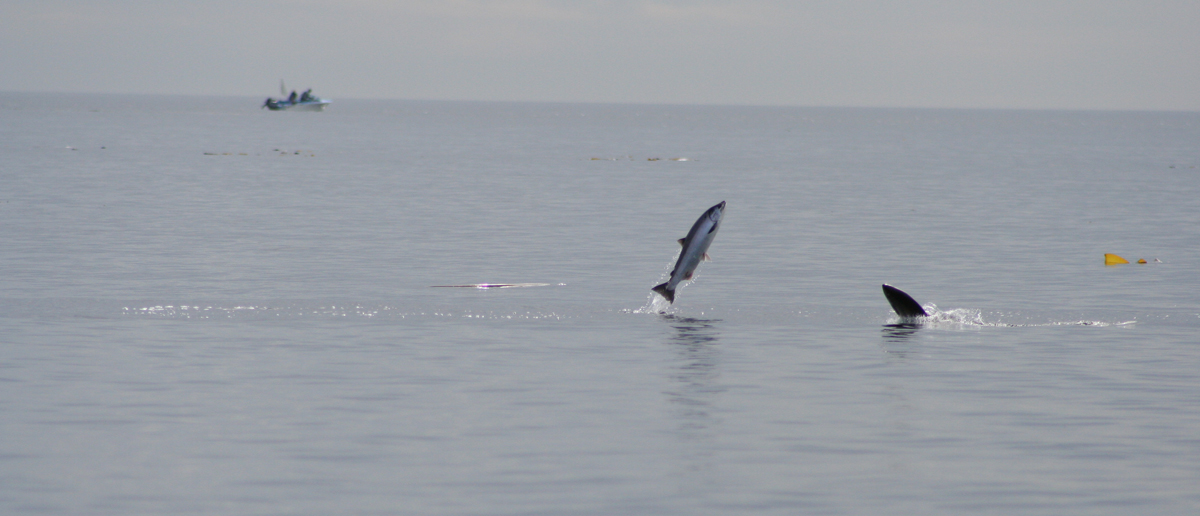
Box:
[882,284,928,317]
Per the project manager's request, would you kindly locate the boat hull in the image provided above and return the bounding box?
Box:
[264,99,331,111]
[285,100,330,111]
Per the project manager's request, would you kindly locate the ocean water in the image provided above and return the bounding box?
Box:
[1,92,1198,515]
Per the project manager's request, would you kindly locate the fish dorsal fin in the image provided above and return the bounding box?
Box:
[678,238,686,246]
[882,284,928,318]
[1104,253,1129,265]
[702,253,711,262]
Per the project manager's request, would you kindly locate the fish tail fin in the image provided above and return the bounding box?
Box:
[651,283,675,303]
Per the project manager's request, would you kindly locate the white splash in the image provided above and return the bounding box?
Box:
[887,304,1137,328]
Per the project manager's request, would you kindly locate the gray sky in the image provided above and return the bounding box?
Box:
[4,0,1198,110]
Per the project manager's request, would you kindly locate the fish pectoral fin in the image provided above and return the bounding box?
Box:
[677,238,686,247]
[702,253,711,262]
[683,271,694,280]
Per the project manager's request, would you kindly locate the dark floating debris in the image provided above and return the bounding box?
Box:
[430,283,554,289]
[203,150,314,156]
[587,156,693,161]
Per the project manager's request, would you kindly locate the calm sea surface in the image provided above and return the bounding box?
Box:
[2,93,1198,515]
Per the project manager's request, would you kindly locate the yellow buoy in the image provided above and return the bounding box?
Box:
[1137,258,1147,264]
[1105,253,1129,265]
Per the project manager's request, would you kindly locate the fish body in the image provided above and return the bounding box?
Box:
[652,201,725,303]
[882,284,928,318]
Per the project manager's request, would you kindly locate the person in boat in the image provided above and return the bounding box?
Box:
[287,91,297,104]
[300,89,313,102]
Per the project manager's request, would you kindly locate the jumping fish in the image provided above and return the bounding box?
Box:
[882,284,928,318]
[652,201,725,304]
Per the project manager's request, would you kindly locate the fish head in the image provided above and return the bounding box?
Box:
[707,201,726,223]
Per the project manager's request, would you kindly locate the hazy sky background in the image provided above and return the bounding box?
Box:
[4,0,1198,110]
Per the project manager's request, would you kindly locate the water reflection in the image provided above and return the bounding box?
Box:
[881,323,921,343]
[661,315,724,433]
[660,315,724,480]
[880,323,920,360]
[666,315,721,346]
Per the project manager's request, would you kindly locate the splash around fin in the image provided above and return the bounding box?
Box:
[882,284,928,318]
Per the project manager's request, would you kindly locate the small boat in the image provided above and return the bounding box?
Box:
[263,81,330,111]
